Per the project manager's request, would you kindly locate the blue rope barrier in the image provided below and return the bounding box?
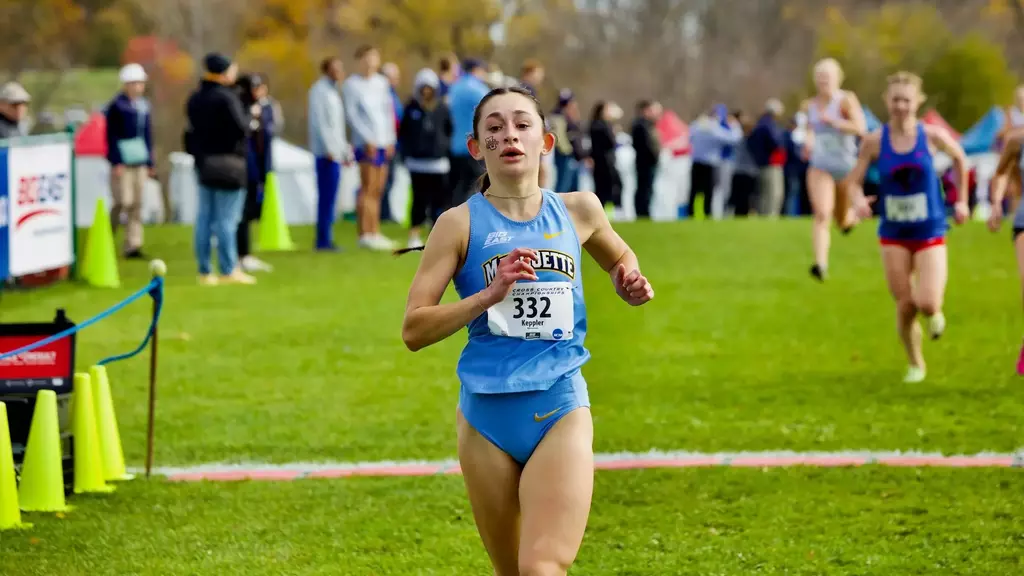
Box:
[98,277,164,366]
[0,277,164,364]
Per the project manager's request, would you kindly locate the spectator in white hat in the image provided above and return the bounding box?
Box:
[0,82,31,139]
[105,63,154,259]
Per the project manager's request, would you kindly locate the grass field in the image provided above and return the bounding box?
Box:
[1,219,1022,574]
[18,68,120,115]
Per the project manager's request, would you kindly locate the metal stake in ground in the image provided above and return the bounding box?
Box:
[146,260,167,478]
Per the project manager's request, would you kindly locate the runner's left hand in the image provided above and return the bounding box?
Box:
[614,264,653,306]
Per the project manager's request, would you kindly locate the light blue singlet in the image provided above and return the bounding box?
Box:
[452,189,591,464]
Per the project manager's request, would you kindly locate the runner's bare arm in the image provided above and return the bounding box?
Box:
[843,131,880,205]
[401,207,484,351]
[834,92,868,137]
[564,191,652,305]
[990,133,1023,205]
[799,99,814,158]
[925,124,968,205]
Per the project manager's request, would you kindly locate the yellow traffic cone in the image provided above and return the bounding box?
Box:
[18,390,71,513]
[0,403,31,529]
[90,365,134,482]
[80,197,121,288]
[692,195,705,221]
[257,172,296,251]
[72,373,114,494]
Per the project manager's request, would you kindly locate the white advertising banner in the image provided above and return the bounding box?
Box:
[8,141,74,277]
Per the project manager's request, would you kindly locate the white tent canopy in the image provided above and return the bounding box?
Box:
[168,139,412,226]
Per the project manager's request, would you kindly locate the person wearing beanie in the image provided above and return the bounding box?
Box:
[105,63,154,260]
[397,67,452,250]
[184,52,257,286]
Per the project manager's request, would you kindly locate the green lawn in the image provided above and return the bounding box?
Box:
[17,68,120,115]
[0,219,1022,574]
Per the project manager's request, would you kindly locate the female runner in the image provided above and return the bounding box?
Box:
[801,58,868,281]
[845,72,968,383]
[400,86,654,575]
[984,124,1024,373]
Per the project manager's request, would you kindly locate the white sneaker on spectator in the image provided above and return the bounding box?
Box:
[358,234,394,252]
[373,234,397,251]
[221,269,257,285]
[241,255,273,273]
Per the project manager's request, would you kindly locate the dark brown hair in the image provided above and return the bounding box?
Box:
[472,85,546,194]
[320,57,341,75]
[438,54,457,73]
[354,44,377,59]
[394,85,546,256]
[521,58,543,77]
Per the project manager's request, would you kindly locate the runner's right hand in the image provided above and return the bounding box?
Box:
[852,195,875,220]
[479,248,539,308]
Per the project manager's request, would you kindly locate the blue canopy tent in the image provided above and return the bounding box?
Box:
[960,106,1005,156]
[861,106,883,183]
[862,106,883,133]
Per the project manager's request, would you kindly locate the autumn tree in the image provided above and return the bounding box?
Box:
[0,0,85,77]
[815,2,1017,130]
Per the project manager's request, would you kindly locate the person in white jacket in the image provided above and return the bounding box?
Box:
[342,45,397,251]
[308,56,349,251]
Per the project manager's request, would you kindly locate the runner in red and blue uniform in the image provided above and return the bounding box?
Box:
[845,71,969,383]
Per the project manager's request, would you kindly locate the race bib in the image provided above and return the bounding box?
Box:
[487,282,574,341]
[885,193,928,223]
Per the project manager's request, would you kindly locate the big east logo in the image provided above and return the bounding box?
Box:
[15,173,68,229]
[483,249,576,286]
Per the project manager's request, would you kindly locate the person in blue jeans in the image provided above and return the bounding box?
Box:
[308,56,349,251]
[185,52,256,285]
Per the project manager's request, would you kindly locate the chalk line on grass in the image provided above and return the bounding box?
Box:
[131,449,1024,482]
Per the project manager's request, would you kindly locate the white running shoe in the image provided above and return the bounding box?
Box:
[927,312,946,340]
[241,255,274,273]
[903,365,927,383]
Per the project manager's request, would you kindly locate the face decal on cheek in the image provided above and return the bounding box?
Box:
[485,137,499,151]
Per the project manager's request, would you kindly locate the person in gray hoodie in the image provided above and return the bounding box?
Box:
[308,56,349,251]
[398,68,453,250]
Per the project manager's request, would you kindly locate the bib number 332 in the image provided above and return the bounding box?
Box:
[487,281,574,341]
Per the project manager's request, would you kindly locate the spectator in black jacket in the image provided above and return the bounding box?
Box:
[185,52,255,286]
[589,101,622,210]
[234,73,275,274]
[631,100,662,219]
[398,68,453,250]
[784,116,810,216]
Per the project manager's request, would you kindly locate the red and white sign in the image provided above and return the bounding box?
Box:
[0,334,73,390]
[8,142,73,277]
